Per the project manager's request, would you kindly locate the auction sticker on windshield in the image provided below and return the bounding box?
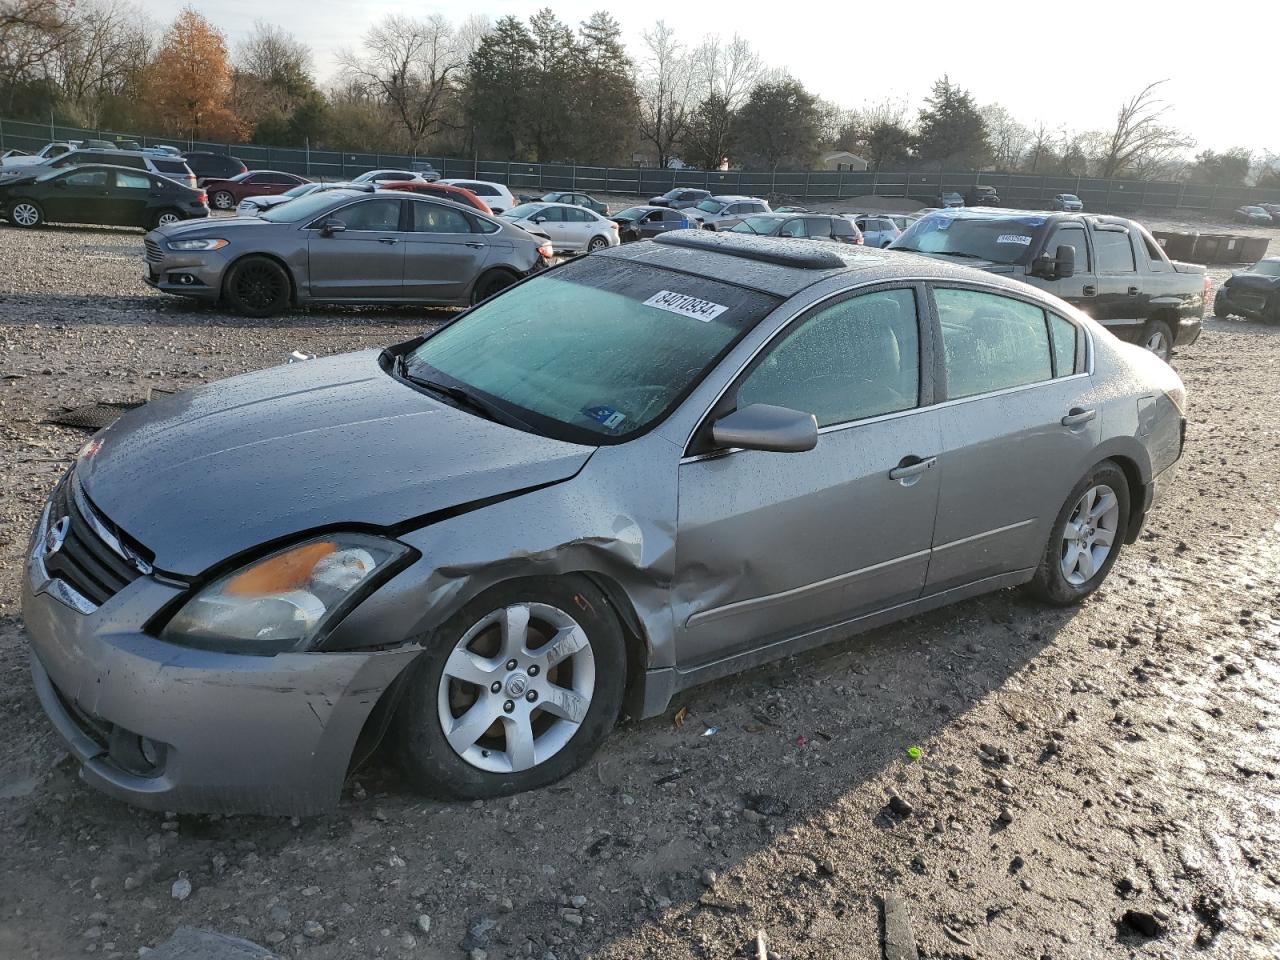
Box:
[643,290,729,322]
[997,234,1033,245]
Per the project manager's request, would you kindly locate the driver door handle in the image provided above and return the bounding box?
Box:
[1127,286,1140,296]
[1082,284,1097,296]
[464,241,486,248]
[888,455,937,485]
[1061,407,1096,427]
[378,237,399,244]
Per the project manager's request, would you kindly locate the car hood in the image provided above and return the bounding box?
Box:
[1226,271,1280,289]
[901,251,1018,274]
[78,350,595,576]
[151,216,282,240]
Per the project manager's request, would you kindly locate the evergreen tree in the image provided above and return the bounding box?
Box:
[465,16,536,159]
[914,76,989,169]
[575,11,639,165]
[732,78,823,172]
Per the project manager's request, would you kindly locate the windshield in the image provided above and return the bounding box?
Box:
[729,216,780,235]
[892,213,1047,265]
[281,184,314,198]
[613,207,648,221]
[503,203,545,220]
[259,192,350,223]
[1061,195,1080,202]
[1245,206,1266,214]
[695,199,724,214]
[1251,260,1280,277]
[401,257,780,443]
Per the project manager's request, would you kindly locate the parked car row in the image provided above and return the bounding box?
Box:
[1233,203,1280,225]
[0,163,208,229]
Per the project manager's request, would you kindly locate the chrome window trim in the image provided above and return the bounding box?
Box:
[679,274,1096,464]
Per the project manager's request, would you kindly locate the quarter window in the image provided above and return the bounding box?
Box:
[736,288,921,427]
[1049,313,1078,377]
[935,288,1052,399]
[411,202,472,233]
[1094,229,1136,272]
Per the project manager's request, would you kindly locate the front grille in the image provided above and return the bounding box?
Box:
[1234,292,1267,313]
[43,478,143,606]
[144,238,163,263]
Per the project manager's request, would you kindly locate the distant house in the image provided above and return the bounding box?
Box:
[823,151,870,172]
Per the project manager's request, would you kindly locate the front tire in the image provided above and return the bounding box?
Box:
[223,256,291,317]
[1028,461,1130,606]
[9,200,43,228]
[394,575,627,800]
[211,190,235,210]
[1212,292,1230,319]
[1142,318,1174,363]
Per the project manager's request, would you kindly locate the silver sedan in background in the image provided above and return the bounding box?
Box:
[144,190,554,316]
[25,232,1186,814]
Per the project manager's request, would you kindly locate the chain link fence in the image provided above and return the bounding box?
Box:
[3,116,1277,216]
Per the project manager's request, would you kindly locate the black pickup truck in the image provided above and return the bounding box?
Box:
[891,209,1208,361]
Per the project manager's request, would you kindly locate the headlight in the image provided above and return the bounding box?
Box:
[160,533,412,654]
[166,238,228,251]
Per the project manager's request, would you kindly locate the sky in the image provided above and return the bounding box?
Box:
[137,0,1272,156]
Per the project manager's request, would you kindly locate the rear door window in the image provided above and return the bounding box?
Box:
[1093,229,1136,273]
[779,218,807,238]
[65,169,108,187]
[934,287,1052,399]
[805,218,833,238]
[115,170,150,189]
[411,201,472,234]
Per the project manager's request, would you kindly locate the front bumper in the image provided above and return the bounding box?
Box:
[143,247,227,300]
[22,506,419,815]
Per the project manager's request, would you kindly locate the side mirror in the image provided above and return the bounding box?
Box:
[531,215,546,224]
[1053,243,1076,279]
[319,218,346,237]
[711,404,818,453]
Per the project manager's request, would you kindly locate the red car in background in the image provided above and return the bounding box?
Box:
[203,170,310,211]
[381,180,492,214]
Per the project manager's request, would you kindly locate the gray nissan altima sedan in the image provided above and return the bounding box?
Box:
[24,232,1187,814]
[143,188,554,317]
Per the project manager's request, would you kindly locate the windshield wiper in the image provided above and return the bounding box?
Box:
[921,250,985,260]
[399,362,531,430]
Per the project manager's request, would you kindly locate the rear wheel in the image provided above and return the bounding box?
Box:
[470,269,517,305]
[1212,291,1230,318]
[587,236,609,252]
[394,575,627,799]
[223,256,291,317]
[151,209,183,229]
[9,200,43,228]
[1142,318,1174,362]
[211,190,235,210]
[1028,461,1130,606]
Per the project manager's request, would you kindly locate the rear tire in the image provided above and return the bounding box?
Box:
[211,190,235,211]
[150,209,183,229]
[1142,318,1174,363]
[470,269,517,305]
[1027,461,1130,606]
[587,236,609,252]
[223,256,291,317]
[9,200,43,228]
[394,575,627,799]
[1212,291,1230,318]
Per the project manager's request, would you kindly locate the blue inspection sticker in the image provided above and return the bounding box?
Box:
[583,405,627,430]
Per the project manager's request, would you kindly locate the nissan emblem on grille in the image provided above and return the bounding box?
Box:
[45,516,70,558]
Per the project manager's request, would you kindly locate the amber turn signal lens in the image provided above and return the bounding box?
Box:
[224,541,336,597]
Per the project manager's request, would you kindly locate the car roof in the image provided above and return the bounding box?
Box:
[598,231,1049,300]
[708,195,763,202]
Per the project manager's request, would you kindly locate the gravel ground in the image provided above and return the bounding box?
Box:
[1,218,1279,960]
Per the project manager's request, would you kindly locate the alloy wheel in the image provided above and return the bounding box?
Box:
[437,602,596,774]
[1145,329,1168,355]
[156,213,181,227]
[588,237,608,252]
[212,192,234,210]
[11,203,39,227]
[231,263,285,310]
[1060,483,1120,585]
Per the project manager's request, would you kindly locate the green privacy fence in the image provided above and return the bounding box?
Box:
[3,116,1277,215]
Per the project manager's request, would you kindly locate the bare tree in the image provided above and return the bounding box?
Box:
[637,21,696,167]
[0,0,72,111]
[339,14,468,152]
[980,103,1030,170]
[692,33,760,108]
[51,0,151,125]
[1096,81,1194,179]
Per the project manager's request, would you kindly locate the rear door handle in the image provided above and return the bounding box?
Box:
[1082,285,1097,296]
[464,241,486,249]
[378,237,399,245]
[1127,286,1140,296]
[888,455,937,485]
[1061,407,1096,427]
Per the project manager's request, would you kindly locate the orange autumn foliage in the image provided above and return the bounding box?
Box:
[144,8,245,142]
